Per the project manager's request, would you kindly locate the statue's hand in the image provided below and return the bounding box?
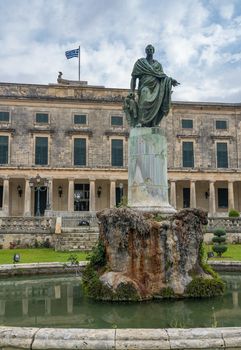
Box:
[171,79,180,87]
[129,91,135,99]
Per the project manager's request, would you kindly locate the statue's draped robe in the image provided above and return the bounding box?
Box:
[132,58,172,127]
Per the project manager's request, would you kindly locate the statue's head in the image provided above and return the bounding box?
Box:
[145,44,155,55]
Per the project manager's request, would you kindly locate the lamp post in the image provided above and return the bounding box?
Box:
[74,190,82,211]
[29,174,49,216]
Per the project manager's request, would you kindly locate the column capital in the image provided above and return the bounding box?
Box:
[89,177,96,181]
[209,180,216,184]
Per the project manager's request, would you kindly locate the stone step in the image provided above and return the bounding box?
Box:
[62,227,99,233]
[60,233,99,238]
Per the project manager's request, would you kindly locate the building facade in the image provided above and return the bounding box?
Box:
[0,81,240,217]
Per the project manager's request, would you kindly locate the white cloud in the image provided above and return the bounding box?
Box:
[0,0,241,102]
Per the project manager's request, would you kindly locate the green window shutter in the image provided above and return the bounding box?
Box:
[74,115,87,124]
[0,112,9,122]
[36,113,49,123]
[74,138,86,166]
[0,136,8,164]
[216,120,227,129]
[217,143,228,168]
[35,137,48,165]
[111,116,123,126]
[112,139,123,166]
[182,142,194,167]
[181,119,193,128]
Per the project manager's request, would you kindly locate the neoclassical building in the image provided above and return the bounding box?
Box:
[0,80,240,217]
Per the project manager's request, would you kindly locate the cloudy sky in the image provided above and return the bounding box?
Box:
[0,0,241,103]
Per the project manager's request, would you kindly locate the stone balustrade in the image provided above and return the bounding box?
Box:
[0,217,55,234]
[1,326,241,349]
[207,217,241,233]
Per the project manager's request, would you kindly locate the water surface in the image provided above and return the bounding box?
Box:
[0,273,239,328]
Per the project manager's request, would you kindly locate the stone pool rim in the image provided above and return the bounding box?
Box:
[0,260,241,277]
[1,326,241,349]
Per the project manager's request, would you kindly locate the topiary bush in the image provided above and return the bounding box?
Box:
[228,209,240,217]
[212,227,227,257]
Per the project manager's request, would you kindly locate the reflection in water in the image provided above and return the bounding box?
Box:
[0,273,240,328]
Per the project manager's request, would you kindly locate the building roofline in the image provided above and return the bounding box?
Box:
[0,81,240,107]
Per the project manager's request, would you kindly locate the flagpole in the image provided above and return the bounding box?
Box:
[78,45,80,81]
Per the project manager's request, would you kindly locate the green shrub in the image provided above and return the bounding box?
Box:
[228,209,240,217]
[87,240,106,268]
[115,282,139,301]
[212,227,227,257]
[185,277,225,298]
[67,253,79,266]
[159,287,175,298]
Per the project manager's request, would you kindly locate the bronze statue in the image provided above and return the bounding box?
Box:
[124,44,180,127]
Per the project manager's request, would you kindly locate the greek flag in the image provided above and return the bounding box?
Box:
[65,48,79,59]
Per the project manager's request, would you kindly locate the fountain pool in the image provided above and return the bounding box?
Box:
[0,273,239,329]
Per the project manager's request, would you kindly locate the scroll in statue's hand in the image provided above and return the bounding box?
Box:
[171,79,180,87]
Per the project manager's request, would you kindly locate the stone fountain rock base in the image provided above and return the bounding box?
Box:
[82,208,224,301]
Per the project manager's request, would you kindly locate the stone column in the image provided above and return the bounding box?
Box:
[209,181,216,216]
[24,179,31,216]
[2,178,9,216]
[89,180,96,212]
[110,180,116,208]
[170,180,177,208]
[68,179,74,212]
[47,178,53,210]
[190,180,196,208]
[228,181,234,210]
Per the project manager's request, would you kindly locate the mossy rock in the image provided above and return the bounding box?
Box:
[82,264,140,301]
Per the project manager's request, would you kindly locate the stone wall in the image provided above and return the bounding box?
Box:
[1,326,241,349]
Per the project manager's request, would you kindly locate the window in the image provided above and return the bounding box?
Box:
[111,116,123,126]
[36,113,49,123]
[0,136,8,164]
[0,111,9,122]
[181,119,193,129]
[74,138,86,166]
[74,114,87,125]
[183,188,190,208]
[111,139,123,166]
[217,142,228,168]
[218,188,228,208]
[182,141,194,168]
[216,120,227,130]
[35,137,48,165]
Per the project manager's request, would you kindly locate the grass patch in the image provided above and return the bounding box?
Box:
[0,248,88,264]
[205,243,241,261]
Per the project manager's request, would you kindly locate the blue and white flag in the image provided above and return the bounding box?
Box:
[65,48,79,59]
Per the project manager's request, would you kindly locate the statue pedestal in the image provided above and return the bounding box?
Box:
[128,127,176,214]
